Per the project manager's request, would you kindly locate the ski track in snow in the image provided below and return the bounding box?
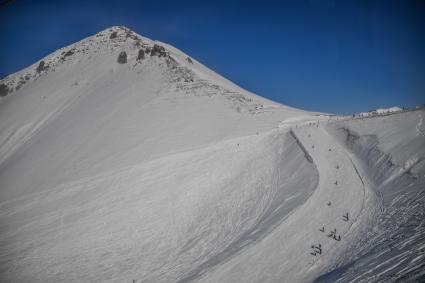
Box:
[0,116,375,283]
[195,118,375,283]
[0,108,422,283]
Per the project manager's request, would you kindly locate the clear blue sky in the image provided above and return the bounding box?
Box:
[0,0,424,114]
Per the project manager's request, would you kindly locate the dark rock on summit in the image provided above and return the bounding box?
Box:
[64,49,74,57]
[0,83,9,97]
[137,49,145,61]
[150,44,167,57]
[110,31,118,39]
[117,51,127,64]
[61,49,75,61]
[36,60,48,73]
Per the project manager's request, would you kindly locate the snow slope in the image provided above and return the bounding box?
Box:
[315,111,425,282]
[0,26,424,282]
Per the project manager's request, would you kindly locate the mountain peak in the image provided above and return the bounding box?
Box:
[97,25,144,42]
[0,26,172,97]
[0,26,295,116]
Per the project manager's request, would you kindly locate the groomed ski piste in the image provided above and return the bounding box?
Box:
[0,27,424,282]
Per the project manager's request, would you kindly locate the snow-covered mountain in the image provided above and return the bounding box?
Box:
[0,26,424,283]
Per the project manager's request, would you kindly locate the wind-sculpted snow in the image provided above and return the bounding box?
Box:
[289,129,313,163]
[318,110,425,282]
[314,190,425,283]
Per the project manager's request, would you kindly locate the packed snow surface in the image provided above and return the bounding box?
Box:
[0,26,424,282]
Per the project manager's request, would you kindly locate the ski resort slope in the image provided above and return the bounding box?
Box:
[197,119,378,283]
[316,111,425,282]
[0,26,424,282]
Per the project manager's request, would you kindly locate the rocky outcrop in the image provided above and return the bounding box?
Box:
[109,31,118,39]
[61,49,75,61]
[137,49,145,61]
[0,83,9,97]
[150,44,167,57]
[36,60,48,73]
[117,51,127,64]
[64,49,74,57]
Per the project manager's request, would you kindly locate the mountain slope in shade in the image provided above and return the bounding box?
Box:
[0,26,424,283]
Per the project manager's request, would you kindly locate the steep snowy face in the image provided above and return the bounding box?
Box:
[0,26,307,200]
[328,111,425,193]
